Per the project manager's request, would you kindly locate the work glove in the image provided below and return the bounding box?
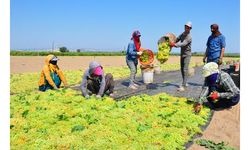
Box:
[169,42,175,47]
[194,103,202,113]
[85,94,90,99]
[137,51,143,56]
[96,95,102,99]
[209,91,219,101]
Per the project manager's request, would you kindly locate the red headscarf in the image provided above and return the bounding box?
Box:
[132,30,141,51]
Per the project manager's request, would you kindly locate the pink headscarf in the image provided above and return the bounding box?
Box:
[93,66,103,76]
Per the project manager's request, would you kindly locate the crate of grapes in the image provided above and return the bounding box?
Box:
[139,49,154,65]
[157,33,176,64]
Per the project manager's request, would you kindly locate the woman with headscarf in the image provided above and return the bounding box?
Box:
[38,54,67,91]
[203,24,226,65]
[126,30,145,90]
[80,61,114,99]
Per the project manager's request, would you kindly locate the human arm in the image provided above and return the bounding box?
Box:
[43,67,57,88]
[203,48,208,63]
[97,73,106,97]
[174,34,191,47]
[219,72,240,99]
[127,42,138,56]
[80,70,89,97]
[57,69,68,87]
[218,36,226,65]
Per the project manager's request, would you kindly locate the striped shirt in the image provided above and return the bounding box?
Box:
[198,71,240,104]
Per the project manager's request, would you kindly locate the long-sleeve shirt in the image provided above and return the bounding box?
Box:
[175,32,192,57]
[126,40,138,61]
[197,71,240,104]
[80,69,105,96]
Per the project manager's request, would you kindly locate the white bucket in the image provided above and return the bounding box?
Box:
[154,65,161,74]
[141,69,154,84]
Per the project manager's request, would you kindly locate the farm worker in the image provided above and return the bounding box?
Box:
[170,21,192,91]
[38,54,68,91]
[203,24,226,65]
[126,30,146,90]
[80,61,115,99]
[194,62,240,113]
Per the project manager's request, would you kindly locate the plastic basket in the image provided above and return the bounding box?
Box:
[139,49,154,65]
[158,33,176,45]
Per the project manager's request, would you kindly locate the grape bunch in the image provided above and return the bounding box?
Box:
[139,50,150,63]
[156,38,171,64]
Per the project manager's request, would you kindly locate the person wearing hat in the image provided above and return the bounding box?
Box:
[126,30,145,90]
[194,62,240,113]
[203,24,226,65]
[80,61,115,99]
[38,54,68,91]
[170,21,192,91]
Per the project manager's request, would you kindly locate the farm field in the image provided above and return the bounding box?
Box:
[10,56,240,149]
[10,56,237,73]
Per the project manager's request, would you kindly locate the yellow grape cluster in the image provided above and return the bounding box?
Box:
[156,41,171,64]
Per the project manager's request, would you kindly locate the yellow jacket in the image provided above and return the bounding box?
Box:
[38,55,67,87]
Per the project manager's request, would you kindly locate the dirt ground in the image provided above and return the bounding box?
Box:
[11,56,235,74]
[10,56,240,149]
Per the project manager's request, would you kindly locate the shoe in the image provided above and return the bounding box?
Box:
[128,84,138,90]
[109,93,115,98]
[177,86,185,91]
[133,83,140,87]
[184,83,189,87]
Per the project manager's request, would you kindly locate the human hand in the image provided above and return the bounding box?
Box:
[194,103,202,113]
[169,42,175,47]
[137,51,143,56]
[209,91,219,101]
[203,57,206,63]
[218,58,223,65]
[96,95,102,99]
[54,86,59,90]
[85,94,90,99]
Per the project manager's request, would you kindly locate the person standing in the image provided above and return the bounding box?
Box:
[203,24,226,65]
[126,30,144,90]
[170,21,192,91]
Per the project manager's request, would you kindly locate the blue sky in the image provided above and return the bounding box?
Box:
[10,0,240,53]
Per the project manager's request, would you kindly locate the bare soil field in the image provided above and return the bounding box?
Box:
[10,56,240,149]
[11,56,234,74]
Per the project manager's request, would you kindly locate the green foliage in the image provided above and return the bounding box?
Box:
[71,125,85,133]
[10,51,126,56]
[196,139,236,150]
[59,47,69,53]
[10,90,211,149]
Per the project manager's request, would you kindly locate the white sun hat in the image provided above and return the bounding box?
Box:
[202,62,219,77]
[185,21,192,28]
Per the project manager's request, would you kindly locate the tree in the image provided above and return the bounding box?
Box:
[59,47,69,52]
[76,49,81,52]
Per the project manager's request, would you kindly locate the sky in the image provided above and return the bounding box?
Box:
[11,0,239,52]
